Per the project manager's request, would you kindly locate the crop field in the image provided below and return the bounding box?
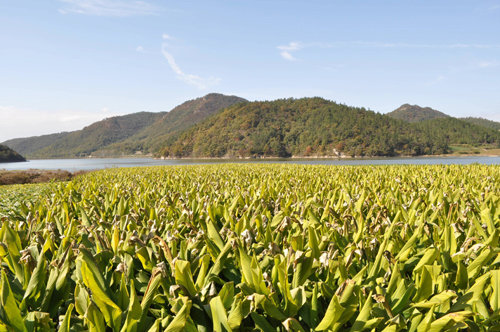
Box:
[0,164,499,331]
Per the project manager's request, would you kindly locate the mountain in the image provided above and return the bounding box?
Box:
[0,145,26,163]
[162,98,500,158]
[387,104,450,122]
[460,117,500,131]
[161,98,449,158]
[94,93,247,156]
[2,93,246,159]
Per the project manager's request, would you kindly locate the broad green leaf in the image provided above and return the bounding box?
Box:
[57,303,74,332]
[315,295,344,331]
[210,296,231,332]
[0,270,27,332]
[165,298,192,332]
[174,260,197,297]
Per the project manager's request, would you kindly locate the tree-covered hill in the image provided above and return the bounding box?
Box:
[387,104,450,122]
[161,98,461,158]
[0,144,26,163]
[95,93,247,156]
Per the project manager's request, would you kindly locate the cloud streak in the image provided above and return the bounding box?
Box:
[277,42,302,61]
[58,0,159,17]
[277,40,500,61]
[161,34,220,90]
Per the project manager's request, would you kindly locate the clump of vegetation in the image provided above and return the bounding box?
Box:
[0,169,86,185]
[0,164,499,330]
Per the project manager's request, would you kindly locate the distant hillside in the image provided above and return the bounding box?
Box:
[0,145,25,163]
[460,117,500,131]
[95,93,247,156]
[2,132,69,157]
[4,112,164,158]
[387,104,450,122]
[1,93,247,158]
[414,117,500,145]
[162,98,454,158]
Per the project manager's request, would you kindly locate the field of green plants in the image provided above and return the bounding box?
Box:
[0,164,499,331]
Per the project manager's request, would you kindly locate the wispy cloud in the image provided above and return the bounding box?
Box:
[58,0,159,17]
[350,41,500,49]
[162,33,172,40]
[277,40,500,61]
[0,106,120,142]
[135,45,144,52]
[161,34,220,90]
[477,61,499,68]
[277,42,302,61]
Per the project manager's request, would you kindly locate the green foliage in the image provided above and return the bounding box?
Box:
[0,164,499,330]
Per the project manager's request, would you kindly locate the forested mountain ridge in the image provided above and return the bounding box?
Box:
[161,98,443,158]
[0,144,26,163]
[387,104,450,122]
[94,93,247,156]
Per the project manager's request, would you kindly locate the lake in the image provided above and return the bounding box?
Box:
[1,156,499,171]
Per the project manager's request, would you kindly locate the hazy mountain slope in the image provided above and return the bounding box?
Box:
[97,93,248,155]
[460,117,500,131]
[0,144,26,163]
[414,117,500,145]
[387,104,450,122]
[162,98,453,158]
[2,132,69,157]
[29,112,164,158]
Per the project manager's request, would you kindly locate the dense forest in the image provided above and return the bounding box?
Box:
[161,98,489,158]
[0,144,26,163]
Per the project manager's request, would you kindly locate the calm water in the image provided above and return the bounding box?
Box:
[1,156,499,171]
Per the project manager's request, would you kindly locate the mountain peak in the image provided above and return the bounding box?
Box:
[387,104,450,122]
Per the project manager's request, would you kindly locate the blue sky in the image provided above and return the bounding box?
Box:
[1,0,499,141]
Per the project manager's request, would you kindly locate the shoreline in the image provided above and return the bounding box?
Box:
[10,151,500,162]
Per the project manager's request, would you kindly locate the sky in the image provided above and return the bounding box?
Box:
[1,0,500,142]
